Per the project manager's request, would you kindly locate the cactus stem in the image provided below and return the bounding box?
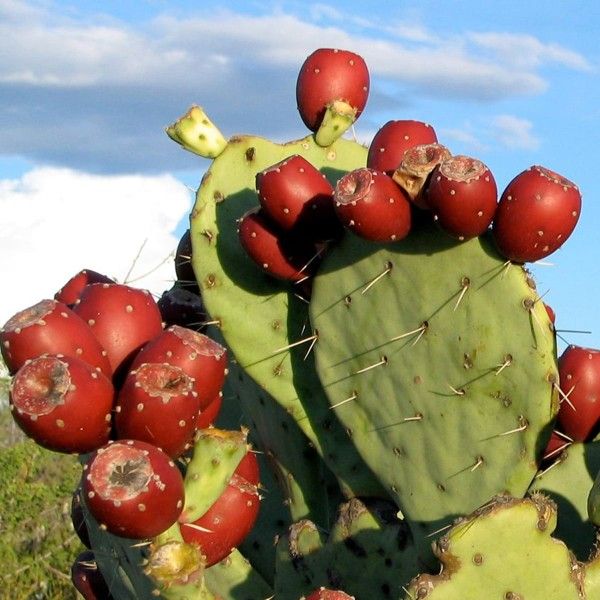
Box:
[271,333,318,356]
[453,277,471,311]
[354,356,388,375]
[554,382,576,411]
[361,261,393,294]
[330,391,358,409]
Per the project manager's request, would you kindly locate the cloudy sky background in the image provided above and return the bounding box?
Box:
[1,0,598,351]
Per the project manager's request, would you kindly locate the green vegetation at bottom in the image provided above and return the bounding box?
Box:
[0,408,82,599]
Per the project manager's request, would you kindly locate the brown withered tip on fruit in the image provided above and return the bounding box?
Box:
[392,143,452,210]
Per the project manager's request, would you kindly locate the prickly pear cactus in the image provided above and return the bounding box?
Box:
[70,46,599,600]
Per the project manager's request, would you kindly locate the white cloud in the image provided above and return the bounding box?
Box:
[0,167,192,325]
[0,2,593,173]
[490,114,541,150]
[440,127,487,152]
[469,32,593,72]
[0,3,589,93]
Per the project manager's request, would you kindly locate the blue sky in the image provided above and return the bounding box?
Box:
[0,0,598,352]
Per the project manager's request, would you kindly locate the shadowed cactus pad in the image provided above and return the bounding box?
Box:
[274,497,420,600]
[530,440,600,560]
[189,133,385,499]
[310,226,558,526]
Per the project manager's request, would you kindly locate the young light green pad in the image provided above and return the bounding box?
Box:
[530,440,600,560]
[310,226,558,525]
[404,494,592,600]
[189,132,384,499]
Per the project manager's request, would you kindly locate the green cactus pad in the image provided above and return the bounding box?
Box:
[204,549,273,600]
[189,132,385,499]
[180,428,249,524]
[224,354,338,527]
[81,498,163,599]
[310,225,558,526]
[274,497,421,600]
[530,440,600,560]
[404,494,589,599]
[218,355,339,584]
[166,105,227,159]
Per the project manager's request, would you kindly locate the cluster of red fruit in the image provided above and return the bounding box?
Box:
[236,47,599,471]
[0,265,261,593]
[237,48,582,286]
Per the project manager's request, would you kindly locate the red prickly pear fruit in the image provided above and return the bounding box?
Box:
[304,589,355,600]
[179,450,260,567]
[544,302,556,325]
[131,325,227,410]
[392,143,452,209]
[492,165,582,263]
[115,362,200,458]
[556,345,600,442]
[367,120,438,175]
[333,168,412,243]
[82,439,185,539]
[72,283,164,375]
[70,550,114,600]
[296,48,369,131]
[0,299,111,376]
[9,354,114,454]
[238,207,320,283]
[427,155,498,240]
[55,269,114,307]
[157,286,207,332]
[71,487,92,549]
[196,392,223,429]
[256,154,341,242]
